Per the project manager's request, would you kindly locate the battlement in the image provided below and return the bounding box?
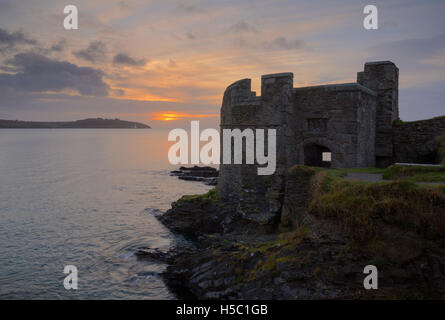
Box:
[294,83,377,96]
[224,71,381,110]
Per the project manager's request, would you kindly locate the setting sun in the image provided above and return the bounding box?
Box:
[151,111,219,121]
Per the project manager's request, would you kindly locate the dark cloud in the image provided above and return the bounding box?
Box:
[113,53,147,66]
[0,52,110,96]
[186,32,197,40]
[227,21,257,33]
[49,39,67,53]
[73,41,107,62]
[118,1,129,9]
[0,28,37,52]
[263,37,306,50]
[34,39,68,55]
[177,3,204,14]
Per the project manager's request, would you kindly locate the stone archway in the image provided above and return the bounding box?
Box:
[304,143,332,167]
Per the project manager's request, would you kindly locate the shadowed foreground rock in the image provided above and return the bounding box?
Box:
[159,167,445,300]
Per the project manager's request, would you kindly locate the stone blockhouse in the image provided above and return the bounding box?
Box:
[217,61,444,224]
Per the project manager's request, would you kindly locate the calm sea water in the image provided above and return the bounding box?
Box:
[0,129,211,299]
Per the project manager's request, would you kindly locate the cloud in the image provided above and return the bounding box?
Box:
[227,21,257,33]
[49,39,67,53]
[186,32,197,40]
[0,52,110,96]
[0,27,37,52]
[118,1,129,9]
[263,37,306,50]
[113,53,147,66]
[73,41,107,62]
[169,59,177,68]
[176,3,205,14]
[34,39,68,55]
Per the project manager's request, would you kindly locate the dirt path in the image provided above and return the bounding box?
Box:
[344,172,383,182]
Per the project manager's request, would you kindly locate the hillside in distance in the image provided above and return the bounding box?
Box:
[0,118,151,129]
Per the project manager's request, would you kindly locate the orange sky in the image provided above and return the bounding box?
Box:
[1,0,445,126]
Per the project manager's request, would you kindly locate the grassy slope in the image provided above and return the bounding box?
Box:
[325,164,445,183]
[309,170,445,242]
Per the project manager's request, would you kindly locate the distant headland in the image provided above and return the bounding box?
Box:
[0,118,151,129]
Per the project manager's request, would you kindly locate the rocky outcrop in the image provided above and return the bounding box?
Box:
[170,166,219,186]
[159,167,445,300]
[135,247,175,263]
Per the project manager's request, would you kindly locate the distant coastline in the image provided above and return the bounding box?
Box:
[0,118,151,129]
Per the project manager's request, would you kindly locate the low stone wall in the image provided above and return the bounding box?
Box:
[393,116,445,164]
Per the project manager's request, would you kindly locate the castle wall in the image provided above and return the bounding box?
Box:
[218,74,293,224]
[393,116,445,164]
[217,61,399,225]
[291,84,376,168]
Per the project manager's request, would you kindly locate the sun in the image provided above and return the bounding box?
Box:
[151,112,218,121]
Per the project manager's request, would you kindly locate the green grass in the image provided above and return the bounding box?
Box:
[383,164,445,183]
[324,167,384,179]
[181,188,220,203]
[318,165,445,183]
[309,171,445,242]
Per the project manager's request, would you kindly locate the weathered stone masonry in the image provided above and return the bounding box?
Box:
[393,116,445,164]
[358,61,399,168]
[217,61,444,225]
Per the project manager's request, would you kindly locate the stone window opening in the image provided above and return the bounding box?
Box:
[322,152,332,162]
[304,143,332,168]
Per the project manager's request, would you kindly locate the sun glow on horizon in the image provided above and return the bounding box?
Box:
[151,111,219,121]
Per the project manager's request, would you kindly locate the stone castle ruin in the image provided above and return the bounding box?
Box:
[217,61,445,224]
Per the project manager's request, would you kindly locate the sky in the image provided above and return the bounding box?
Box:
[0,0,444,129]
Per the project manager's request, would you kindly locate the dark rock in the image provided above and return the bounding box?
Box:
[135,248,174,263]
[170,166,219,186]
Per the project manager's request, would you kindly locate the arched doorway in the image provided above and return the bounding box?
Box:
[304,143,332,167]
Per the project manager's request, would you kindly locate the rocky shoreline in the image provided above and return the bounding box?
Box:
[157,166,445,299]
[170,166,219,186]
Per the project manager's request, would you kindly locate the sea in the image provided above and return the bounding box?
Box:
[0,129,212,299]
